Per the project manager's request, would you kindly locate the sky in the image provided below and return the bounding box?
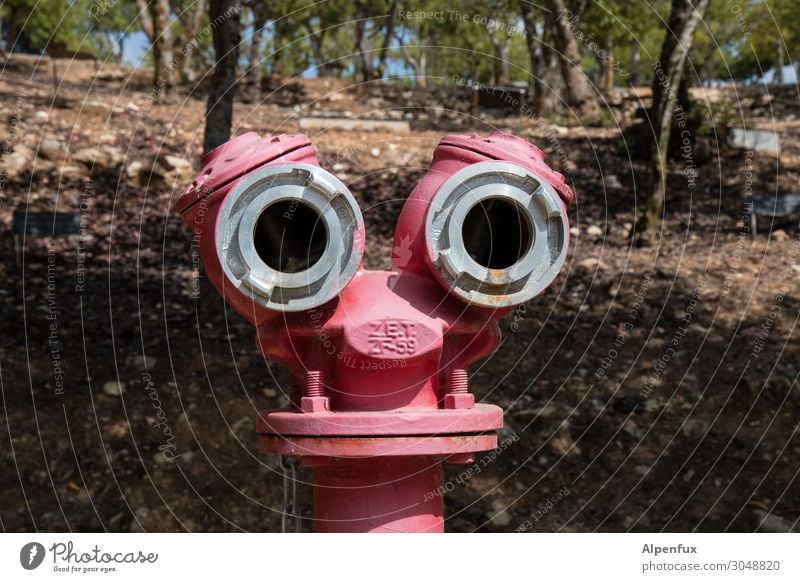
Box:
[122,31,148,67]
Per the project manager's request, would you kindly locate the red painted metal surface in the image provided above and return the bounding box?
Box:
[312,456,445,533]
[178,130,572,532]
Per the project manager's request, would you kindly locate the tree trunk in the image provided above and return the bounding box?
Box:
[547,0,598,118]
[6,8,20,52]
[203,0,241,154]
[520,1,546,114]
[245,1,269,100]
[602,36,614,94]
[135,0,154,38]
[629,44,640,86]
[642,0,710,242]
[542,20,560,114]
[174,0,207,86]
[398,37,425,87]
[354,2,376,81]
[774,37,784,85]
[490,34,511,86]
[375,0,399,78]
[305,20,333,77]
[418,49,428,86]
[150,0,173,100]
[271,25,283,76]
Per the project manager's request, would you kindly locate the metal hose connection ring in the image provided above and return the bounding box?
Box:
[216,163,364,312]
[425,161,569,308]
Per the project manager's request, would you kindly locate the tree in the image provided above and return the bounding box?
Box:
[294,0,352,77]
[243,0,271,101]
[395,0,453,87]
[520,0,557,115]
[353,0,399,81]
[482,0,518,86]
[136,0,174,99]
[172,0,209,85]
[91,1,142,62]
[203,0,241,154]
[2,0,113,55]
[547,0,599,118]
[642,0,710,242]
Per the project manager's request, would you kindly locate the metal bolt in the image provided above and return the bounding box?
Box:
[304,370,325,398]
[450,368,468,394]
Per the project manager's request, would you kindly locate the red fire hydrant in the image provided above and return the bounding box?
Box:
[177,131,573,532]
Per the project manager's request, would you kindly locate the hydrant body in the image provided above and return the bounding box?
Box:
[178,131,573,532]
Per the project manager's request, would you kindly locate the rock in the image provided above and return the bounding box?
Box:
[38,138,67,161]
[730,127,780,153]
[1,145,32,179]
[103,421,129,440]
[623,419,644,438]
[576,257,602,270]
[103,381,126,396]
[232,416,252,436]
[128,355,155,371]
[84,100,112,114]
[80,99,126,114]
[604,174,622,189]
[689,323,708,335]
[569,226,580,237]
[586,225,604,238]
[159,154,190,171]
[490,499,513,527]
[21,133,38,148]
[621,222,634,238]
[681,418,708,439]
[153,451,173,465]
[551,427,580,456]
[73,146,125,172]
[753,509,797,533]
[125,160,143,182]
[643,397,662,413]
[150,154,194,182]
[772,229,788,241]
[57,165,85,179]
[128,507,168,532]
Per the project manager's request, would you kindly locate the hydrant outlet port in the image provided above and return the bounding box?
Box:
[216,163,365,312]
[425,161,569,308]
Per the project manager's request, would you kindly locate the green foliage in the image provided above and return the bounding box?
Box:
[2,0,795,84]
[694,0,800,82]
[1,0,137,58]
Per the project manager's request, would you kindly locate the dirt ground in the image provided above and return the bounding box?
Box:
[1,55,798,532]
